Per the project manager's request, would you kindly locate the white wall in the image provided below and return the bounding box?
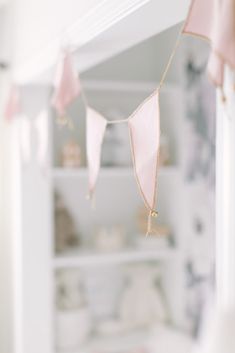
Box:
[0,3,18,352]
[0,72,14,353]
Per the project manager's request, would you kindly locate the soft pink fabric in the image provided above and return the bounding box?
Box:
[207,51,224,87]
[19,116,31,163]
[19,111,48,169]
[35,110,49,169]
[86,107,107,196]
[4,86,21,121]
[51,50,81,116]
[184,0,235,87]
[183,0,215,40]
[128,92,160,211]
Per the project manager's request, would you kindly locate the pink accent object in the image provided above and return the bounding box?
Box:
[184,0,235,87]
[35,110,49,169]
[183,0,214,40]
[128,92,160,210]
[51,50,81,116]
[19,111,49,169]
[4,86,21,121]
[19,115,31,163]
[86,107,107,196]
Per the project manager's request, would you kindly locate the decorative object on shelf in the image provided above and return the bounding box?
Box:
[56,269,86,310]
[54,192,80,252]
[83,266,123,320]
[159,134,170,166]
[51,49,81,126]
[183,0,235,99]
[4,85,21,122]
[94,225,126,252]
[61,139,82,168]
[119,264,168,328]
[55,269,90,349]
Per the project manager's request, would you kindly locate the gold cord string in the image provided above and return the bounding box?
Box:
[159,22,186,90]
[144,23,185,235]
[78,23,186,234]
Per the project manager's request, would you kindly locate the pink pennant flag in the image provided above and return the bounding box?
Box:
[184,0,235,88]
[51,50,81,116]
[19,115,31,163]
[183,0,215,40]
[128,91,160,212]
[35,110,49,170]
[4,85,21,121]
[86,107,107,197]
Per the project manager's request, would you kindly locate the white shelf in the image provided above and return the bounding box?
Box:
[52,166,179,179]
[57,328,150,353]
[53,247,178,268]
[83,329,150,353]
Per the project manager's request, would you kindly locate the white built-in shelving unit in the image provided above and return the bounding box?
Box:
[49,74,189,353]
[53,248,180,269]
[4,1,196,353]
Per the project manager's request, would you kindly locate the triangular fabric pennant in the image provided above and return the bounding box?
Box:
[19,115,31,163]
[128,91,160,212]
[19,111,49,169]
[207,51,224,87]
[184,0,235,87]
[35,110,49,170]
[183,0,214,41]
[4,85,21,122]
[51,50,81,116]
[86,107,107,197]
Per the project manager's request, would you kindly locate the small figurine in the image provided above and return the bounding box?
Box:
[119,264,168,328]
[55,269,85,310]
[54,192,80,252]
[55,269,91,349]
[61,140,81,168]
[94,225,126,252]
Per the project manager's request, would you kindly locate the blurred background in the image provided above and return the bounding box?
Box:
[0,1,216,353]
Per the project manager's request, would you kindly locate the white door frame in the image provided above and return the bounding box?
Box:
[216,69,235,311]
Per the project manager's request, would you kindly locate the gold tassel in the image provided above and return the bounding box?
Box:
[146,209,158,236]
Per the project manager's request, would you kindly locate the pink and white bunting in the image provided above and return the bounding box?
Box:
[128,91,160,213]
[86,107,107,198]
[184,0,235,88]
[86,91,160,234]
[51,50,81,116]
[19,111,49,170]
[4,85,21,122]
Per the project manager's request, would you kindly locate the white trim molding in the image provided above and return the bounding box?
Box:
[12,0,189,84]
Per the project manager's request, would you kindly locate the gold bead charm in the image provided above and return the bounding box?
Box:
[150,210,158,217]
